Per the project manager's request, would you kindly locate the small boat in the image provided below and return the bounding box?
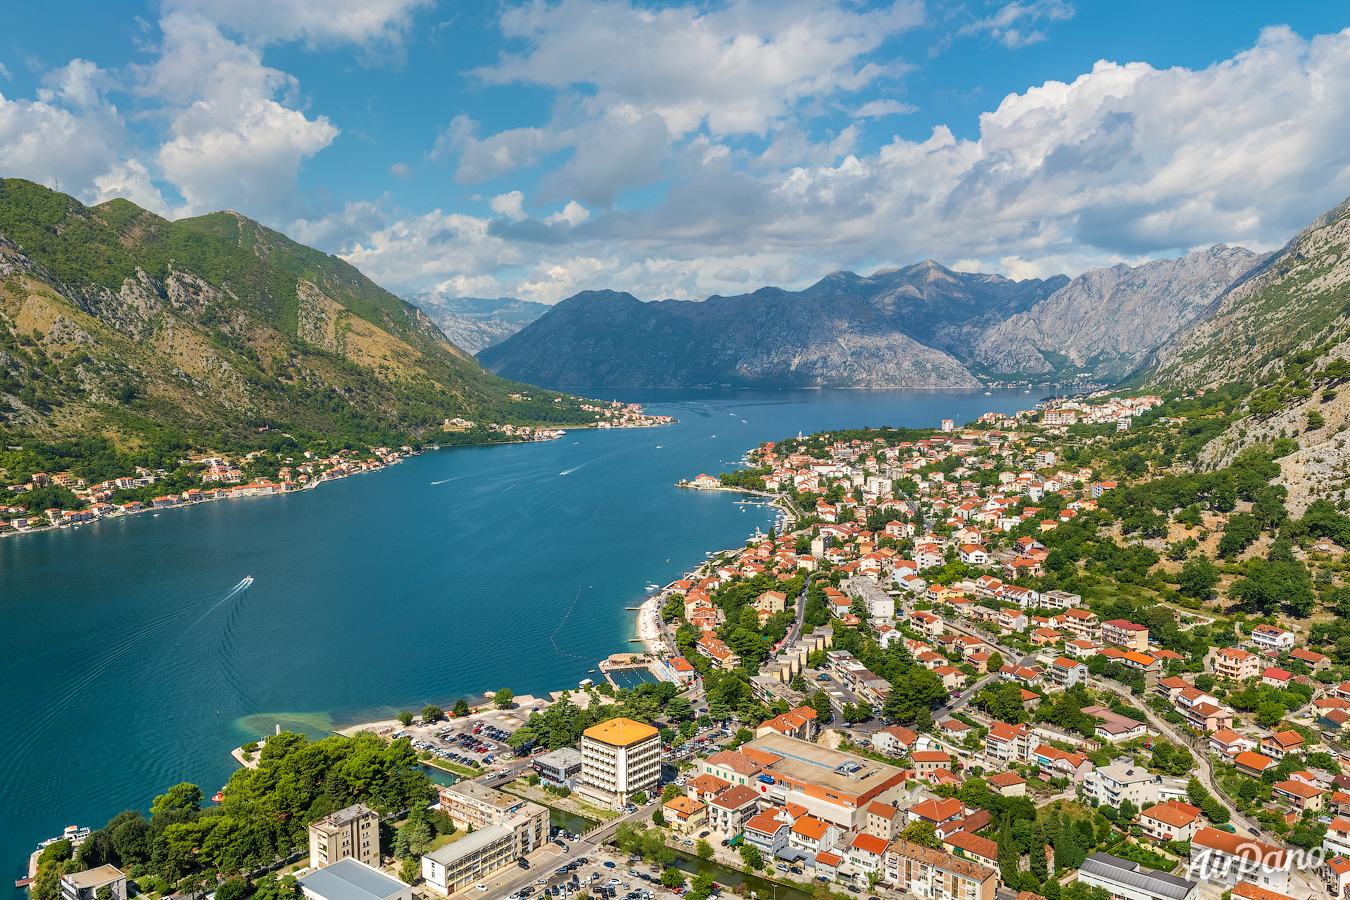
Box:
[984,391,991,395]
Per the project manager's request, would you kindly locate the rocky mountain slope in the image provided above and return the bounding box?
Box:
[1129,195,1350,515]
[405,293,549,354]
[479,253,1257,389]
[973,245,1260,380]
[0,179,593,445]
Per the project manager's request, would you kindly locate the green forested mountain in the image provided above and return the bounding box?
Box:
[0,179,597,453]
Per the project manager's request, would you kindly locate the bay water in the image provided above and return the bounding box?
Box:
[0,388,1035,890]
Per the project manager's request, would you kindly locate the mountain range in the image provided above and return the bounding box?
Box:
[404,294,550,355]
[0,179,593,447]
[477,247,1261,389]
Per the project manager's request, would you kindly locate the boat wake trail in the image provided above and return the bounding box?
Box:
[559,465,583,476]
[186,576,254,633]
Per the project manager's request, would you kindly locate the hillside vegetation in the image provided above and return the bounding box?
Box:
[0,179,598,459]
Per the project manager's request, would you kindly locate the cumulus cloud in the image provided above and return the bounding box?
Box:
[348,24,1350,304]
[146,14,339,220]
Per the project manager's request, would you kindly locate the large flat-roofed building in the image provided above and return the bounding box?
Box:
[308,803,379,869]
[579,717,662,807]
[1078,853,1199,900]
[297,859,411,900]
[421,825,516,896]
[421,798,549,897]
[737,733,908,830]
[534,747,583,789]
[60,866,126,900]
[438,782,548,852]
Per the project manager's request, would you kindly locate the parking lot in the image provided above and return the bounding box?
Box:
[400,719,516,769]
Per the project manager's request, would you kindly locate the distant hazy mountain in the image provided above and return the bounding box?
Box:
[406,293,549,354]
[477,249,1264,389]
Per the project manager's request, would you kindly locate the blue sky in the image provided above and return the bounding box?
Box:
[2,1,1350,304]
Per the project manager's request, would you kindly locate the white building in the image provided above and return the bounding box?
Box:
[1084,764,1163,809]
[1079,853,1199,900]
[579,717,662,806]
[299,860,411,900]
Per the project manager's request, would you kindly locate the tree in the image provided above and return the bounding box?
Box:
[739,842,764,871]
[1256,701,1284,727]
[695,840,714,860]
[652,809,666,827]
[661,868,685,888]
[494,689,515,709]
[400,856,419,885]
[666,697,694,721]
[398,711,414,727]
[632,791,649,806]
[216,881,249,900]
[1178,556,1219,600]
[1118,798,1137,822]
[151,783,203,819]
[96,888,113,900]
[900,821,938,848]
[1202,798,1231,824]
[421,705,444,723]
[1029,821,1048,882]
[988,682,1027,723]
[662,783,682,803]
[987,651,1004,673]
[811,689,833,721]
[452,699,470,717]
[689,872,716,900]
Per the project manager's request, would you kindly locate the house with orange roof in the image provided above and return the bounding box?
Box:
[1322,855,1350,896]
[1273,779,1324,812]
[1140,800,1202,843]
[744,808,790,858]
[847,832,891,877]
[884,839,997,900]
[706,784,761,834]
[873,726,917,756]
[1209,729,1255,758]
[685,773,731,801]
[1261,730,1305,760]
[663,796,707,833]
[987,772,1026,797]
[985,722,1032,764]
[755,706,818,742]
[667,656,698,686]
[941,830,999,875]
[814,851,842,881]
[1234,751,1277,777]
[911,750,952,774]
[789,815,841,857]
[1190,826,1289,892]
[1030,745,1093,782]
[905,798,969,839]
[1325,819,1350,859]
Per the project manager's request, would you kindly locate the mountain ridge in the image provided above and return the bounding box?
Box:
[478,252,1256,389]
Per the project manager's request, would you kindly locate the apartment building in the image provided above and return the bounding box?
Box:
[1084,764,1163,808]
[579,717,662,806]
[985,722,1032,765]
[308,803,379,869]
[1252,625,1295,652]
[1102,620,1150,652]
[1189,827,1290,893]
[1049,656,1087,689]
[1216,648,1260,682]
[883,839,998,900]
[60,867,126,900]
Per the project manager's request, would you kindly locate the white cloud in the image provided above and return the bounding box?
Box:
[490,190,528,220]
[353,24,1350,305]
[146,14,339,220]
[162,0,431,58]
[0,63,12,81]
[472,0,923,137]
[852,98,917,118]
[960,1,1076,50]
[389,162,409,178]
[544,201,591,226]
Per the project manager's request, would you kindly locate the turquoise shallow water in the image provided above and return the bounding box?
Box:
[0,387,1034,889]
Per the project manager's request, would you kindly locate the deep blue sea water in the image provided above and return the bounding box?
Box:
[0,387,1036,889]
